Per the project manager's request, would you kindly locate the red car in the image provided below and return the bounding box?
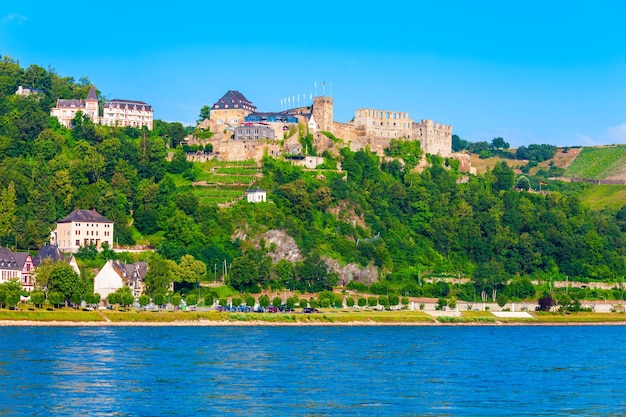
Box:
[266,306,278,313]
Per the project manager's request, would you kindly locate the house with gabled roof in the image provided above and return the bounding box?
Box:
[33,244,80,275]
[0,248,35,291]
[94,259,148,299]
[50,85,100,128]
[50,209,114,253]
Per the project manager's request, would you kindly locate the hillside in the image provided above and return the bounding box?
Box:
[2,56,626,304]
[562,145,626,181]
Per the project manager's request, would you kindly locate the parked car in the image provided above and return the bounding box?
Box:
[254,307,265,313]
[302,307,319,313]
[216,306,228,312]
[279,304,295,312]
[266,306,278,313]
[237,306,251,312]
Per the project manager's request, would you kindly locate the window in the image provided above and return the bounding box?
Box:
[76,240,80,246]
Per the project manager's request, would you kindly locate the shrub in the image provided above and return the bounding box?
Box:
[358,297,367,307]
[346,297,355,307]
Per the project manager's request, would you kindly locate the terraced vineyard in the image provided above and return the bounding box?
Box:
[174,160,262,205]
[563,145,626,180]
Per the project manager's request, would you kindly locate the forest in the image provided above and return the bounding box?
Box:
[1,55,625,307]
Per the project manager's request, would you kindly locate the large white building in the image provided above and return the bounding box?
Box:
[102,99,153,130]
[50,86,99,128]
[50,86,153,130]
[50,209,114,253]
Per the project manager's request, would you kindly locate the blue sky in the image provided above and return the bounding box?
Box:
[1,1,625,148]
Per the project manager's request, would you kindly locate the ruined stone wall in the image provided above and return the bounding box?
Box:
[413,119,452,157]
[210,137,282,161]
[353,108,413,139]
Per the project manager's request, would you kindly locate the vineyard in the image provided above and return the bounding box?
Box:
[173,160,262,205]
[563,145,626,180]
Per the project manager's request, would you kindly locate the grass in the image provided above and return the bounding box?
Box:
[532,311,626,323]
[578,184,626,210]
[3,308,626,325]
[0,309,106,322]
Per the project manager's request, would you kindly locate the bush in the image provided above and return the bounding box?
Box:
[358,297,367,307]
[346,297,355,307]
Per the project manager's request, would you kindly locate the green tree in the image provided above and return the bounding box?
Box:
[185,294,198,306]
[30,291,45,308]
[48,263,83,305]
[272,296,282,308]
[145,255,174,295]
[346,297,355,307]
[170,293,182,310]
[48,291,64,308]
[0,181,16,242]
[490,137,510,150]
[244,294,255,308]
[107,293,119,306]
[259,294,270,309]
[197,105,211,123]
[138,294,150,308]
[153,292,166,308]
[367,296,378,307]
[358,297,367,307]
[175,255,207,285]
[516,175,531,191]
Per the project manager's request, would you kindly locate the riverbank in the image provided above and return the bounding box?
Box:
[1,309,626,326]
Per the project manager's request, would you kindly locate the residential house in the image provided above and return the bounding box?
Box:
[93,260,148,300]
[0,248,35,291]
[246,188,267,203]
[50,85,99,128]
[33,244,80,275]
[15,86,43,96]
[50,209,114,253]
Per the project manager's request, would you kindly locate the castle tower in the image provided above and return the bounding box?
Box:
[313,96,333,132]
